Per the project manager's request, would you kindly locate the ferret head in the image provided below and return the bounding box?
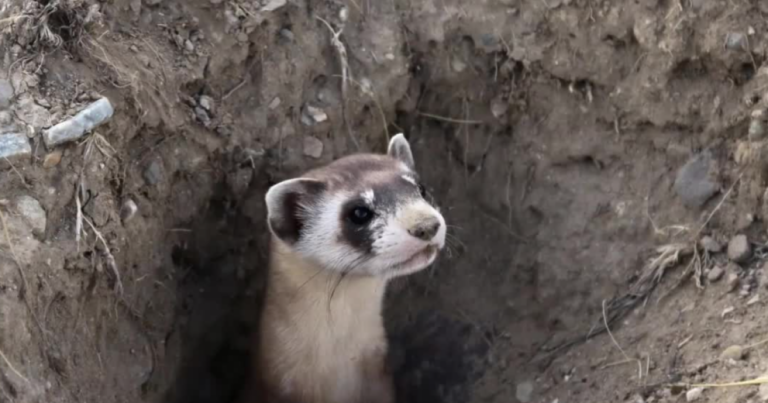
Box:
[265,134,446,279]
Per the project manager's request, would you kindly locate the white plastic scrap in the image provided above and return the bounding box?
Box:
[43,97,114,148]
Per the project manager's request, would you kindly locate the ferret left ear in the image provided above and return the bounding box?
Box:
[387,133,415,170]
[265,178,326,245]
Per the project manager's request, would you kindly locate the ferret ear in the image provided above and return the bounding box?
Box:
[387,133,415,170]
[265,178,326,245]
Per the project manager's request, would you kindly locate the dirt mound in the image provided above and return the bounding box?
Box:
[1,0,768,402]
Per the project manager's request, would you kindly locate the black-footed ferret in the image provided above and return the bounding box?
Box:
[250,134,446,403]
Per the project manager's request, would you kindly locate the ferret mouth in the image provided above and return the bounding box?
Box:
[389,245,439,275]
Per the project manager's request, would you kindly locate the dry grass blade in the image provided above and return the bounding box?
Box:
[0,348,29,384]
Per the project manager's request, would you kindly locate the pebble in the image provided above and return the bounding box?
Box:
[748,295,760,306]
[727,235,751,263]
[303,136,324,159]
[725,32,747,50]
[699,235,722,253]
[491,97,507,119]
[279,28,294,42]
[43,98,114,148]
[451,57,468,73]
[120,199,138,223]
[719,345,745,360]
[198,95,214,112]
[43,150,62,168]
[261,0,287,11]
[301,105,327,126]
[674,151,719,208]
[269,97,282,109]
[707,265,724,282]
[515,381,534,403]
[194,106,212,127]
[143,160,163,186]
[0,132,31,161]
[727,273,740,292]
[14,195,46,234]
[184,40,195,52]
[685,387,703,402]
[749,109,766,141]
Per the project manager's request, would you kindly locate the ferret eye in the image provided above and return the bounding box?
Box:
[349,206,374,225]
[417,183,427,198]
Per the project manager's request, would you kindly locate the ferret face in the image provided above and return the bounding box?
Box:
[265,134,446,279]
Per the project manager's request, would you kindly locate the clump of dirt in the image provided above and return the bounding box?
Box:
[2,0,768,402]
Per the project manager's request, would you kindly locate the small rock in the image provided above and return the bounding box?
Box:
[184,40,195,52]
[699,235,722,253]
[451,57,468,73]
[14,195,46,235]
[303,136,324,159]
[143,160,163,186]
[747,295,760,306]
[0,132,31,161]
[269,97,282,109]
[516,381,534,403]
[719,345,745,361]
[748,26,756,36]
[261,0,287,11]
[301,105,327,126]
[279,28,294,42]
[43,150,62,168]
[198,95,214,112]
[749,109,766,140]
[194,106,212,127]
[707,265,725,282]
[120,199,138,223]
[674,151,719,208]
[685,387,703,402]
[491,97,507,119]
[43,98,114,148]
[727,273,740,292]
[727,235,751,263]
[722,306,735,317]
[237,32,249,43]
[725,32,747,50]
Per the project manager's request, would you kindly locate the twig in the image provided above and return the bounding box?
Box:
[3,157,31,188]
[692,172,743,240]
[416,111,484,124]
[0,207,30,297]
[82,215,124,295]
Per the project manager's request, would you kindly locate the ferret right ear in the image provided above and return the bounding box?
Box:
[265,178,326,245]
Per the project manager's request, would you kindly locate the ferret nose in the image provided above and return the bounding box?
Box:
[408,217,441,241]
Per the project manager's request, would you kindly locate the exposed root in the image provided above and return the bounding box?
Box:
[316,13,360,150]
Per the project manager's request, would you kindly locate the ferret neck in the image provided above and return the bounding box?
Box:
[268,239,388,308]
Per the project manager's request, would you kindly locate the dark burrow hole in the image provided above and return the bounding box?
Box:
[163,163,488,403]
